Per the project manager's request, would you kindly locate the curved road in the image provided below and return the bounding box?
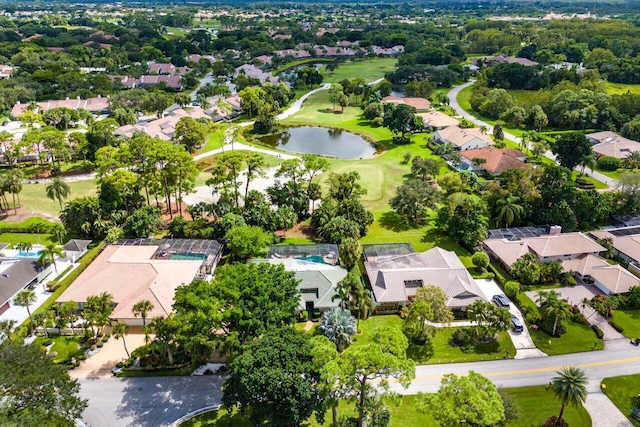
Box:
[447,82,619,188]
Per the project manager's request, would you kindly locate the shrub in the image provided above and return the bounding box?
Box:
[564,275,577,287]
[471,252,490,271]
[96,341,103,348]
[451,328,469,346]
[525,312,540,325]
[597,156,621,171]
[591,325,604,339]
[504,281,520,298]
[608,321,624,333]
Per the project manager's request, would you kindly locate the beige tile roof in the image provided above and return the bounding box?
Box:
[364,247,485,307]
[418,111,459,128]
[11,96,110,118]
[382,96,431,111]
[436,126,494,148]
[562,254,640,294]
[460,147,526,174]
[57,245,202,321]
[526,233,605,258]
[591,230,640,264]
[587,131,640,159]
[485,233,605,265]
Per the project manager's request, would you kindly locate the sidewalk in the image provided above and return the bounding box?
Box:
[584,380,633,427]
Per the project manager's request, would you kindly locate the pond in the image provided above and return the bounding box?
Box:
[257,126,377,159]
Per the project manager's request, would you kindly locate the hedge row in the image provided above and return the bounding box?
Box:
[608,320,624,333]
[0,217,59,234]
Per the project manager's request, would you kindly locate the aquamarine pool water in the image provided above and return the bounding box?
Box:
[16,250,42,259]
[296,255,329,265]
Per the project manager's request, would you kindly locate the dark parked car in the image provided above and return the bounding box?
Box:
[511,316,524,333]
[492,294,510,308]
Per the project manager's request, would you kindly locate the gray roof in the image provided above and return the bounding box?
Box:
[0,258,43,305]
[63,239,92,252]
[364,247,485,308]
[250,258,346,310]
[0,243,9,252]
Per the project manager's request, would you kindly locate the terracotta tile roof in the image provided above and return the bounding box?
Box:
[418,111,459,128]
[436,126,494,148]
[11,97,110,118]
[381,96,431,111]
[460,147,527,174]
[364,247,485,308]
[57,245,203,321]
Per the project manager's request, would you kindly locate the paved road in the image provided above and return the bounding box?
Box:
[78,340,640,427]
[447,81,619,188]
[78,376,224,427]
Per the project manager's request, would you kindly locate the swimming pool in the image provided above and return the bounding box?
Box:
[296,255,329,265]
[15,250,43,259]
[169,253,207,261]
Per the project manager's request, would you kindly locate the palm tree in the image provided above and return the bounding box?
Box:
[132,299,154,343]
[0,319,17,343]
[38,243,64,273]
[15,241,33,255]
[495,193,524,228]
[354,285,375,330]
[319,307,357,353]
[625,151,640,170]
[31,311,49,338]
[13,289,37,335]
[549,366,588,425]
[45,177,71,209]
[112,322,131,358]
[537,290,572,336]
[579,154,596,175]
[4,169,23,214]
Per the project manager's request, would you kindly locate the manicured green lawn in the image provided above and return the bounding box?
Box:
[0,232,56,247]
[530,322,603,355]
[320,57,398,84]
[601,374,640,426]
[274,58,333,74]
[184,386,591,427]
[351,315,515,364]
[613,309,640,339]
[503,385,592,427]
[33,336,84,364]
[195,150,283,186]
[17,178,98,217]
[197,123,231,155]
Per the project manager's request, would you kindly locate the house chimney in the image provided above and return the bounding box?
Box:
[549,225,562,235]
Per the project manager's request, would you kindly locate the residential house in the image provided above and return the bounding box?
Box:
[381,95,431,112]
[372,45,405,56]
[251,258,346,318]
[459,147,527,175]
[63,239,92,263]
[0,65,13,79]
[0,255,52,316]
[273,49,311,59]
[11,96,111,118]
[418,111,459,129]
[115,108,211,141]
[585,131,640,159]
[483,227,639,295]
[56,239,223,325]
[434,126,494,151]
[364,246,486,312]
[483,55,539,67]
[591,225,640,275]
[234,64,279,85]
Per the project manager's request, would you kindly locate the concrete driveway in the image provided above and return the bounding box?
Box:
[474,278,547,359]
[525,285,625,341]
[71,327,150,379]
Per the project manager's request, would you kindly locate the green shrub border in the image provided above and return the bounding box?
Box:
[13,241,106,340]
[608,320,624,333]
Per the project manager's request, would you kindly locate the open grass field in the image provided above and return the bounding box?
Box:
[601,374,640,426]
[320,57,398,84]
[613,309,640,339]
[17,179,98,217]
[605,82,640,95]
[197,123,231,155]
[195,150,284,186]
[165,27,189,37]
[530,322,603,355]
[183,385,590,427]
[0,232,56,247]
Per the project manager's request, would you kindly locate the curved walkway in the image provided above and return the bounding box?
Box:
[447,82,619,188]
